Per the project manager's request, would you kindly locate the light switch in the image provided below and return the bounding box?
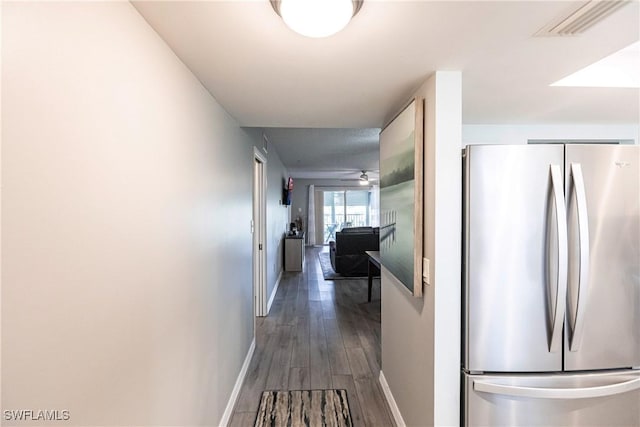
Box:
[423,257,430,285]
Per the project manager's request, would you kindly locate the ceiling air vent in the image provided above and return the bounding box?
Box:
[535,0,630,36]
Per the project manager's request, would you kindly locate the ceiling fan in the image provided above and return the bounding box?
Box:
[340,170,377,185]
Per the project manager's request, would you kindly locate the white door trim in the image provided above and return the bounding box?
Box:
[253,147,268,317]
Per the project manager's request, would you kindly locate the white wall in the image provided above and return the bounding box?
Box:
[1,2,284,425]
[463,124,639,146]
[381,72,462,427]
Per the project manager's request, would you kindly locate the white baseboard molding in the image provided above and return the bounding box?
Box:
[379,370,406,427]
[266,270,282,315]
[220,338,256,427]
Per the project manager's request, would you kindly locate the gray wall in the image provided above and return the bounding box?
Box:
[1,2,284,425]
[266,148,290,300]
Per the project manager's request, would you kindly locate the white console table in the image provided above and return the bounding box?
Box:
[284,232,305,272]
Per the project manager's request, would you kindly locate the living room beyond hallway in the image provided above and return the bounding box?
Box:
[230,246,393,426]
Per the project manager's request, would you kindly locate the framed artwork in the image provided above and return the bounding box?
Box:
[379,98,424,297]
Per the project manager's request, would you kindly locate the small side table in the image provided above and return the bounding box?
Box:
[364,250,381,302]
[284,232,305,272]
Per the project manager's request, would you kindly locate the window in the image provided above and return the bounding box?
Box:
[319,189,374,243]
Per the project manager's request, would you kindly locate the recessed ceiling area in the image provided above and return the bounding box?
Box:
[132,1,639,176]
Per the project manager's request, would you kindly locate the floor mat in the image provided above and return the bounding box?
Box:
[254,389,353,427]
[318,252,371,280]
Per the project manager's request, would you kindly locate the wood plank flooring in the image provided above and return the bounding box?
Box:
[230,247,394,427]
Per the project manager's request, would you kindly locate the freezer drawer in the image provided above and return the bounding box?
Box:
[464,370,640,427]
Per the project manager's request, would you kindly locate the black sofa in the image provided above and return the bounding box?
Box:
[329,226,380,276]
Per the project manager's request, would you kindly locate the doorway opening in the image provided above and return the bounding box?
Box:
[253,147,267,317]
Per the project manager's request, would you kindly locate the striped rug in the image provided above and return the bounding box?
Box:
[255,389,353,427]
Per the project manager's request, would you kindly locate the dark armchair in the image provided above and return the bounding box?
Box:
[329,227,380,276]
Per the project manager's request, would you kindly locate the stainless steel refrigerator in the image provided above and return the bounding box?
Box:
[462,144,640,426]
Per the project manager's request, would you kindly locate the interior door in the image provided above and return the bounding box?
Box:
[464,145,565,373]
[564,144,640,371]
[253,151,267,317]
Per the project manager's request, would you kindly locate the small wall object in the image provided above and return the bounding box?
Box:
[283,176,293,206]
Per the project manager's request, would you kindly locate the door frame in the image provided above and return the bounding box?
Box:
[253,147,268,317]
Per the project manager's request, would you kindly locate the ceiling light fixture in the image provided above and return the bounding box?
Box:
[359,171,369,185]
[270,0,363,38]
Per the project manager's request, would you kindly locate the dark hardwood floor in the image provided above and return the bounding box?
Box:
[230,246,394,427]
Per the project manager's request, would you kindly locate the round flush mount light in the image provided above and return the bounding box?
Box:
[270,0,364,38]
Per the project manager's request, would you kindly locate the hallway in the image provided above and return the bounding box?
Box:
[230,247,394,426]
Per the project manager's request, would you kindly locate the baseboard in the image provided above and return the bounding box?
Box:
[220,338,256,427]
[266,270,282,314]
[379,370,406,427]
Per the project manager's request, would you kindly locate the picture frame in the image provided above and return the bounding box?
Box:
[379,97,424,297]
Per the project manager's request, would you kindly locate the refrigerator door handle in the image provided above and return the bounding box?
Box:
[473,377,640,399]
[549,164,568,353]
[569,163,590,352]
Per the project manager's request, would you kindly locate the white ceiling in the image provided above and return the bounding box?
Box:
[133,0,640,177]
